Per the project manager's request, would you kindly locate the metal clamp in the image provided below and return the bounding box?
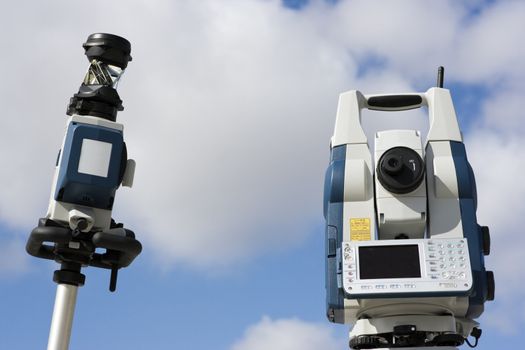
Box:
[27,218,142,291]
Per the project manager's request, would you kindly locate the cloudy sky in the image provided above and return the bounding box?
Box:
[1,0,523,349]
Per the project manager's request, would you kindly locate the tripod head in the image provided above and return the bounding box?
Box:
[323,68,494,349]
[26,33,141,292]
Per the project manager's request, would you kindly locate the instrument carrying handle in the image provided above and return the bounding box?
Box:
[365,94,425,111]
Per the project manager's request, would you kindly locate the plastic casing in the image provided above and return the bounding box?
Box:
[47,114,128,231]
[323,88,490,325]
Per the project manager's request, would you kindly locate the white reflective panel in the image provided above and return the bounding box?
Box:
[78,138,112,177]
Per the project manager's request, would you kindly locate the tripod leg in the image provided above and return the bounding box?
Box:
[47,284,79,350]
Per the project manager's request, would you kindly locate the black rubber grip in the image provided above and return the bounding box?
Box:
[26,225,72,260]
[367,95,423,109]
[92,231,142,268]
[27,219,142,270]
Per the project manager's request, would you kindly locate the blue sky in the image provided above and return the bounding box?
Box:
[1,0,524,349]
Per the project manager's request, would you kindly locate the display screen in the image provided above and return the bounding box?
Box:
[359,245,421,279]
[78,138,113,177]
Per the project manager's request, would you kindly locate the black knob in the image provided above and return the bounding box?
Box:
[350,336,384,349]
[377,147,425,194]
[481,226,490,255]
[486,270,495,301]
[83,33,132,69]
[487,271,496,301]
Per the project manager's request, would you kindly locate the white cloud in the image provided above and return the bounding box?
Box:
[230,316,346,350]
[455,0,525,83]
[477,82,525,134]
[0,0,522,342]
[330,0,466,79]
[0,0,523,279]
[468,138,525,333]
[465,102,525,334]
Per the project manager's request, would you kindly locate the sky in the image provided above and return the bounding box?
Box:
[0,0,524,349]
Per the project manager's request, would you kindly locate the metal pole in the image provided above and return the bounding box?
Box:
[47,283,79,350]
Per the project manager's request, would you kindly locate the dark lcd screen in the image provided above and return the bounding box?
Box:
[359,245,421,279]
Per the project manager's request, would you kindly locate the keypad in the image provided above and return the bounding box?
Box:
[426,239,469,281]
[342,238,472,295]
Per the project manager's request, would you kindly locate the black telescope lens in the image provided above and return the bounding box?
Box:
[83,33,132,68]
[383,154,403,175]
[377,147,425,194]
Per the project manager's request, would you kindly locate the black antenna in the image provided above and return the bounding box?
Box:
[437,66,445,88]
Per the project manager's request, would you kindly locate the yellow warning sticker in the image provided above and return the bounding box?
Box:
[350,218,371,241]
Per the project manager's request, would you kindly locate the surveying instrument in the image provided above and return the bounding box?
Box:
[323,68,495,349]
[26,33,142,350]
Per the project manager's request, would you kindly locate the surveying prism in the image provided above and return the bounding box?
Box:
[323,68,494,349]
[26,33,142,350]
